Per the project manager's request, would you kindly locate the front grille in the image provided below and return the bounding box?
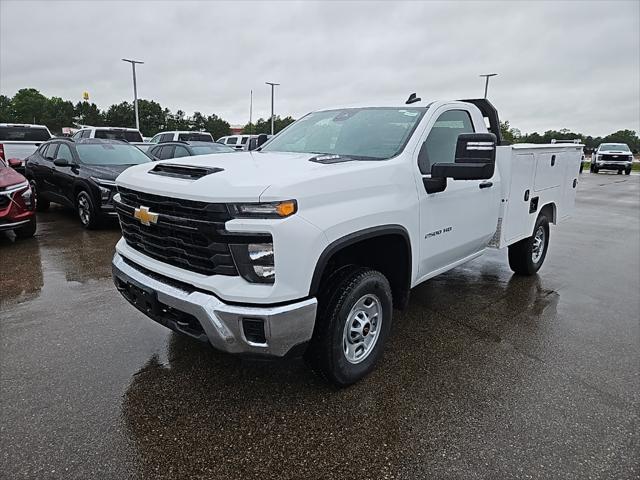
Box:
[116,188,240,276]
[601,154,630,161]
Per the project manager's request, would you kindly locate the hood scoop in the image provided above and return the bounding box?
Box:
[149,163,224,180]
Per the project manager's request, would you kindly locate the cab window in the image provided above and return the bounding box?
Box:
[418,110,475,174]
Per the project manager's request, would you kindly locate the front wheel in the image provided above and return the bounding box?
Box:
[76,190,101,229]
[625,168,632,175]
[30,180,49,211]
[593,166,599,173]
[305,267,393,387]
[508,214,550,275]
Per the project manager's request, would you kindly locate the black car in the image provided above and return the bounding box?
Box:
[148,140,235,160]
[25,138,151,229]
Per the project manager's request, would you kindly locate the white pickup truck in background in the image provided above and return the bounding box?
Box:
[111,98,582,386]
[590,143,634,174]
[0,123,52,172]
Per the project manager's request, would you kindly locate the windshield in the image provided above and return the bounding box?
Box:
[261,107,425,159]
[0,126,51,141]
[191,144,235,155]
[94,129,143,142]
[77,144,151,165]
[600,144,630,152]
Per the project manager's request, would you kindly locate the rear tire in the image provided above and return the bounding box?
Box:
[305,266,393,387]
[30,180,49,211]
[14,217,37,239]
[76,190,101,229]
[508,214,550,275]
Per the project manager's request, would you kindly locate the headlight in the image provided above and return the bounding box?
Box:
[230,242,275,283]
[91,177,115,202]
[21,187,34,209]
[228,200,297,219]
[596,155,602,160]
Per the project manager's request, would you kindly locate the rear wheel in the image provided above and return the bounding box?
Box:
[76,190,101,229]
[305,266,393,387]
[30,180,49,211]
[14,217,36,239]
[508,214,550,275]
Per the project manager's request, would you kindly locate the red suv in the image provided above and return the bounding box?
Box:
[0,158,36,238]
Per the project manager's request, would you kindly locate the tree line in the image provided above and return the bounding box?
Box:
[0,88,295,139]
[500,121,639,153]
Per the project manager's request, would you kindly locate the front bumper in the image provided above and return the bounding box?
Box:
[595,162,631,171]
[112,253,317,357]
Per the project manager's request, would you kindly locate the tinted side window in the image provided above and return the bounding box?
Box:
[240,137,248,145]
[43,143,58,159]
[158,145,175,160]
[81,130,91,138]
[173,146,190,158]
[226,137,238,145]
[56,144,74,162]
[160,133,174,143]
[418,110,475,174]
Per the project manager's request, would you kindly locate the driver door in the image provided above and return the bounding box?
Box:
[416,108,500,276]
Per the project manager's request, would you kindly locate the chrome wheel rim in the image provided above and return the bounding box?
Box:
[78,194,91,225]
[532,226,545,263]
[342,294,382,364]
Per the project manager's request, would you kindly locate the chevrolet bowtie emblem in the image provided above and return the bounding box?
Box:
[134,206,158,226]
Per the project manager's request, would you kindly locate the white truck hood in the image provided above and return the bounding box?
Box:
[116,151,359,202]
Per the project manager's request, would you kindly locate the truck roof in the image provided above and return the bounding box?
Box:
[0,123,50,129]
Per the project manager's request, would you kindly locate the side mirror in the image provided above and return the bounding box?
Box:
[53,158,72,167]
[8,158,23,168]
[255,133,269,149]
[432,133,496,181]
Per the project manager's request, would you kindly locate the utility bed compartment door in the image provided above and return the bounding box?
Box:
[534,151,561,191]
[503,153,536,243]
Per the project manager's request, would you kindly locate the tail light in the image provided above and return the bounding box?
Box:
[0,144,4,161]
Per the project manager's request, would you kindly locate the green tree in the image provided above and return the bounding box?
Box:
[243,115,295,135]
[44,97,76,134]
[10,88,49,124]
[601,130,639,153]
[137,99,165,136]
[0,95,13,121]
[105,101,134,128]
[204,113,230,140]
[75,101,104,127]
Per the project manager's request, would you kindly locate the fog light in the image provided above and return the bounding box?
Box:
[253,265,275,280]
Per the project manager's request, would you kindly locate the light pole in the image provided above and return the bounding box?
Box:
[265,82,279,135]
[479,73,498,99]
[122,58,144,130]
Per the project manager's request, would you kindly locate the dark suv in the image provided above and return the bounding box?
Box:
[148,141,235,160]
[25,138,150,228]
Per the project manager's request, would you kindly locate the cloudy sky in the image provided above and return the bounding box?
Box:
[1,0,638,136]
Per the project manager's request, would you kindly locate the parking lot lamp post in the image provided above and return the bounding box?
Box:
[122,59,144,130]
[479,73,498,99]
[265,82,280,135]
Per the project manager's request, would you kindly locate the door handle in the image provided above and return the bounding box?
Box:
[479,181,493,189]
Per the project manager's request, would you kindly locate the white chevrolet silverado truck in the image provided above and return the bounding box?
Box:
[112,99,581,385]
[590,143,634,174]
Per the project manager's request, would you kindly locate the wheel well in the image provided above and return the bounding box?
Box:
[311,229,412,309]
[539,203,557,224]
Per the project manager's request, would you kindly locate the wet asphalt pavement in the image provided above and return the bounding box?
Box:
[1,172,638,479]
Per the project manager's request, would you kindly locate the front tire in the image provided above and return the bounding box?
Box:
[30,180,50,211]
[76,190,101,229]
[14,217,37,239]
[508,214,550,275]
[305,267,393,387]
[625,168,631,175]
[593,166,599,173]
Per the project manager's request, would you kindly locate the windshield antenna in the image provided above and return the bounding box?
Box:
[405,93,421,104]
